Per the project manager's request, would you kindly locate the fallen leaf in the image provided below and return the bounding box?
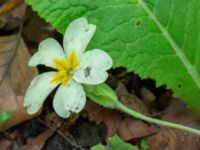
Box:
[84,101,121,137]
[0,1,26,32]
[116,82,149,114]
[23,10,55,44]
[84,101,156,141]
[0,35,39,130]
[140,87,156,112]
[149,100,200,150]
[10,3,26,19]
[45,112,79,132]
[0,0,23,16]
[22,129,54,150]
[117,117,156,141]
[0,139,11,150]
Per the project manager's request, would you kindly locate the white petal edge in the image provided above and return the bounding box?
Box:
[73,49,112,85]
[29,38,65,68]
[63,17,96,58]
[23,72,59,114]
[53,80,86,118]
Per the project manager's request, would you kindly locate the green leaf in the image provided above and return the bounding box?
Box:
[25,0,200,112]
[83,83,118,108]
[140,139,149,150]
[92,144,105,150]
[0,112,12,124]
[91,135,139,150]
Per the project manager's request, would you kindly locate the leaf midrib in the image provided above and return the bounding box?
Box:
[138,0,200,89]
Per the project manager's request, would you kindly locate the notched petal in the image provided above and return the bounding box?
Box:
[63,17,96,57]
[29,38,65,68]
[53,80,86,118]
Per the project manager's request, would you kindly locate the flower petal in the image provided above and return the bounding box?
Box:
[53,80,86,118]
[73,49,112,85]
[52,92,70,118]
[29,38,65,68]
[63,17,96,58]
[23,72,59,114]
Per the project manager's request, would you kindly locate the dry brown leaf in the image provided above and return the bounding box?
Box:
[22,129,54,150]
[0,139,11,150]
[84,101,122,137]
[149,100,200,150]
[84,101,156,141]
[10,3,26,19]
[0,2,26,32]
[116,82,149,114]
[0,0,23,16]
[23,9,55,44]
[45,112,79,132]
[117,117,156,141]
[0,35,39,130]
[140,87,156,112]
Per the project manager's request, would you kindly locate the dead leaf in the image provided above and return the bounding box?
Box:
[0,2,26,33]
[0,35,39,130]
[45,112,79,132]
[149,100,200,150]
[116,82,149,114]
[23,9,55,45]
[84,101,121,137]
[0,0,23,16]
[140,87,156,112]
[84,101,156,141]
[21,129,54,150]
[10,3,26,19]
[117,117,156,141]
[0,139,11,150]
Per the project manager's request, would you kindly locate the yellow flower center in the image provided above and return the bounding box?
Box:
[51,50,79,86]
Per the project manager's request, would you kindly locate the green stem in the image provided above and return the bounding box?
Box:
[116,102,200,135]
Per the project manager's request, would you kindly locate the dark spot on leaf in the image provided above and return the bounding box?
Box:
[135,20,141,26]
[178,84,182,88]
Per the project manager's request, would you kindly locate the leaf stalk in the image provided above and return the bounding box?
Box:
[116,102,200,135]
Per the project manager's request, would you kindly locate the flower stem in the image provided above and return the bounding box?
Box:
[116,102,200,135]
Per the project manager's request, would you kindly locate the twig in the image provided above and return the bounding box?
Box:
[37,117,86,150]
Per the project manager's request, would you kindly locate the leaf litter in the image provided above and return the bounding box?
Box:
[0,34,38,130]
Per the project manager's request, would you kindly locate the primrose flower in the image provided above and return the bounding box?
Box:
[23,18,112,118]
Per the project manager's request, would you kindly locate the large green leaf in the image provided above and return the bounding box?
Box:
[25,0,200,112]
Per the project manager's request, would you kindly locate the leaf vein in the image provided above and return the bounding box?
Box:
[138,0,200,89]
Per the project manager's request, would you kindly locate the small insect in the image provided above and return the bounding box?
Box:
[84,66,91,77]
